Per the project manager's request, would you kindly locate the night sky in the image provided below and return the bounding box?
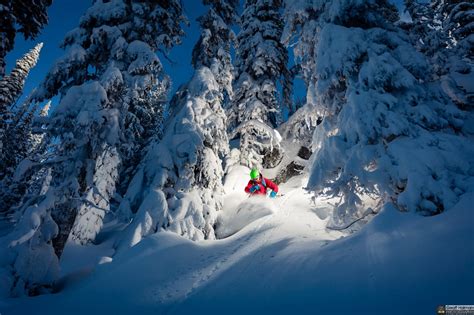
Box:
[5,0,405,109]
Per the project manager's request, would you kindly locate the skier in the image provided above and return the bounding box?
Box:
[245,169,279,198]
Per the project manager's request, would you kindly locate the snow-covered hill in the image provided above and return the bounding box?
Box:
[2,166,473,314]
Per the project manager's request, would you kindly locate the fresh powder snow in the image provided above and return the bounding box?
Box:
[2,164,473,314]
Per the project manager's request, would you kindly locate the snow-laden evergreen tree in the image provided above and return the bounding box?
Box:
[0,98,54,222]
[404,0,445,57]
[192,0,239,99]
[3,0,186,296]
[117,68,228,247]
[0,43,43,111]
[1,100,53,221]
[436,0,474,54]
[291,0,474,228]
[228,0,288,168]
[0,1,51,77]
[434,0,473,108]
[117,0,237,248]
[403,0,473,109]
[0,97,56,297]
[29,100,51,153]
[0,43,43,178]
[280,2,322,146]
[7,99,56,225]
[0,44,44,223]
[7,99,51,176]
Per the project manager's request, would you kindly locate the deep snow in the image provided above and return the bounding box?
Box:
[1,167,473,314]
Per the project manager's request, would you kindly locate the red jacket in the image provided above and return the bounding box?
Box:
[244,176,278,196]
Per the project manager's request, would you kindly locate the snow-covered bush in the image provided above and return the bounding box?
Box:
[230,118,283,168]
[278,103,321,148]
[7,191,59,297]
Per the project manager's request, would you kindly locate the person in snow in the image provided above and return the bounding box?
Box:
[245,169,279,198]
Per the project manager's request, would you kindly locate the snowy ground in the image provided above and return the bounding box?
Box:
[1,167,473,314]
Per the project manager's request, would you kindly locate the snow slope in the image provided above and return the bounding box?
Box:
[2,168,473,314]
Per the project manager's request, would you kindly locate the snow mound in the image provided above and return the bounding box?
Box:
[216,195,276,238]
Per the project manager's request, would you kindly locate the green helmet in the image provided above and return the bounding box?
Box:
[250,169,260,179]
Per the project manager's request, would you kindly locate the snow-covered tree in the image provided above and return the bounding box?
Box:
[0,1,51,77]
[0,43,43,111]
[278,103,321,148]
[404,0,445,57]
[31,0,185,249]
[117,68,228,247]
[434,0,473,108]
[436,0,474,54]
[29,101,51,153]
[2,98,39,183]
[294,0,474,228]
[192,0,239,98]
[0,97,56,297]
[0,43,43,178]
[281,2,322,146]
[228,0,288,168]
[0,44,44,223]
[6,191,59,297]
[4,0,186,296]
[117,0,237,247]
[403,0,473,109]
[0,100,53,222]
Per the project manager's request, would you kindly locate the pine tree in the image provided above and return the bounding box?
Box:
[0,1,51,77]
[294,0,472,228]
[192,0,239,98]
[229,0,288,168]
[5,0,186,296]
[0,43,43,178]
[403,0,448,76]
[29,101,51,153]
[280,3,323,146]
[436,0,474,54]
[435,0,473,108]
[4,100,53,221]
[403,0,473,108]
[117,0,237,247]
[0,43,43,111]
[0,44,44,223]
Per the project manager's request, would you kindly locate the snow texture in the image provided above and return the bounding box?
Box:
[2,169,473,314]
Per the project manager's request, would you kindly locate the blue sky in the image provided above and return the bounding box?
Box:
[5,0,405,108]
